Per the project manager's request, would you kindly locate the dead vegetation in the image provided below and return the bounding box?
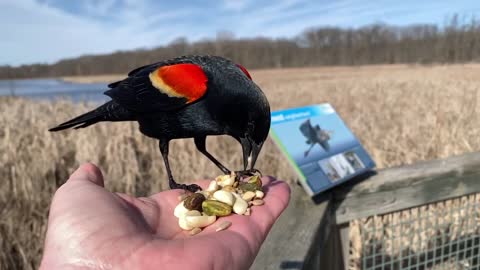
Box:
[2,64,480,269]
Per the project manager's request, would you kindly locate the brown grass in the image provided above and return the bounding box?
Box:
[3,64,480,269]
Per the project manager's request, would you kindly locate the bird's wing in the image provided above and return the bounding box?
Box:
[104,60,208,112]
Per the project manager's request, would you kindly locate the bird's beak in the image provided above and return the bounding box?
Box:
[239,137,264,170]
[240,137,252,171]
[250,140,264,170]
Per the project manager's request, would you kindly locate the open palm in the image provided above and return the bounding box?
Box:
[40,163,290,270]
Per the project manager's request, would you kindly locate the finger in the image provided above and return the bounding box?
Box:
[248,176,291,235]
[68,163,104,187]
[182,178,290,269]
[148,180,212,238]
[194,177,290,242]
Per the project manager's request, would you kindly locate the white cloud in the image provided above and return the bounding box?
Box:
[0,0,191,66]
[1,0,479,65]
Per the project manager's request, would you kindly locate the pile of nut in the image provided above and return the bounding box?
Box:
[174,173,265,235]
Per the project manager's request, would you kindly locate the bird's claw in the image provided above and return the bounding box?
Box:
[234,168,262,180]
[173,183,202,193]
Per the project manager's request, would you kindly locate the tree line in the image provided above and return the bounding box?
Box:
[2,15,480,79]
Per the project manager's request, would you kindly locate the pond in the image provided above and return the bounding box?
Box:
[0,78,110,103]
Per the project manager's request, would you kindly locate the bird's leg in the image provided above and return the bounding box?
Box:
[159,140,201,192]
[194,136,231,174]
[304,144,314,157]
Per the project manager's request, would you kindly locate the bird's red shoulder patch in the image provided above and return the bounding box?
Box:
[236,64,252,79]
[149,63,208,103]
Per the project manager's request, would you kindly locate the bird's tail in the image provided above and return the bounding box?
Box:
[49,101,135,132]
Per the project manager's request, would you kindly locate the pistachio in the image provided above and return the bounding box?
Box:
[222,185,235,192]
[184,193,206,212]
[242,191,256,201]
[186,215,217,228]
[247,175,263,189]
[232,193,248,215]
[174,201,189,218]
[202,200,232,216]
[213,190,235,206]
[251,199,265,206]
[189,227,202,236]
[175,172,268,232]
[238,182,260,192]
[215,221,232,232]
[216,174,235,187]
[255,190,265,199]
[206,180,219,192]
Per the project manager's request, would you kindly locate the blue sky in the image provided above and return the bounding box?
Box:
[1,0,479,66]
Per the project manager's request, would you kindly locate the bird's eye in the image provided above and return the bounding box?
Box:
[236,64,252,80]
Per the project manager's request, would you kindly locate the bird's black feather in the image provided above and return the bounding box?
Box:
[104,74,190,113]
[49,55,270,192]
[49,101,135,131]
[103,56,209,113]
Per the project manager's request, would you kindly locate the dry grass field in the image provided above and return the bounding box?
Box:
[3,64,480,269]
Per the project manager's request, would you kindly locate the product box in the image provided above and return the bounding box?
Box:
[270,104,375,196]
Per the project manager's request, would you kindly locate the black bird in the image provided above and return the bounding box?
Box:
[299,119,332,157]
[49,55,271,192]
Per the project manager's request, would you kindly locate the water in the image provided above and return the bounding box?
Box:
[0,78,110,103]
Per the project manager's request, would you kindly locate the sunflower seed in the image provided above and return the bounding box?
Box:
[189,227,202,236]
[215,221,232,232]
[251,199,265,206]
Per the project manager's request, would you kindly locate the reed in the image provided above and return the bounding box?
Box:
[2,64,480,269]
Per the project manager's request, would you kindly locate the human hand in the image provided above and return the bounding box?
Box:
[40,163,290,270]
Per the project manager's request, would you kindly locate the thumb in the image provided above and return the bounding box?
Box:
[68,163,105,187]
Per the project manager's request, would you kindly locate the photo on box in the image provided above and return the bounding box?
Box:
[270,104,375,196]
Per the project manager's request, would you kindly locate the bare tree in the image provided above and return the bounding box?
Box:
[2,15,480,79]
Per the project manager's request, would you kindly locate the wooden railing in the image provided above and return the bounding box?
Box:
[251,152,480,269]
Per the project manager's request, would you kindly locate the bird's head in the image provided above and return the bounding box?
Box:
[202,58,271,170]
[241,101,271,170]
[233,64,271,171]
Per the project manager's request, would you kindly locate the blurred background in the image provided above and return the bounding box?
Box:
[2,0,480,269]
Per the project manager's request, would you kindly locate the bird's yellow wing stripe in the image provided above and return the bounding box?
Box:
[149,63,208,103]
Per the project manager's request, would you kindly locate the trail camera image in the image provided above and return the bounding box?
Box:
[299,119,333,157]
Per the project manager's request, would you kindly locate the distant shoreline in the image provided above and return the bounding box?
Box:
[1,63,477,84]
[61,74,125,84]
[60,63,480,84]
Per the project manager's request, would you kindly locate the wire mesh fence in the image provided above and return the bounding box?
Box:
[349,193,480,270]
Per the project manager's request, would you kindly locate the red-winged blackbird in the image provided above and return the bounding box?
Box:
[49,55,271,192]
